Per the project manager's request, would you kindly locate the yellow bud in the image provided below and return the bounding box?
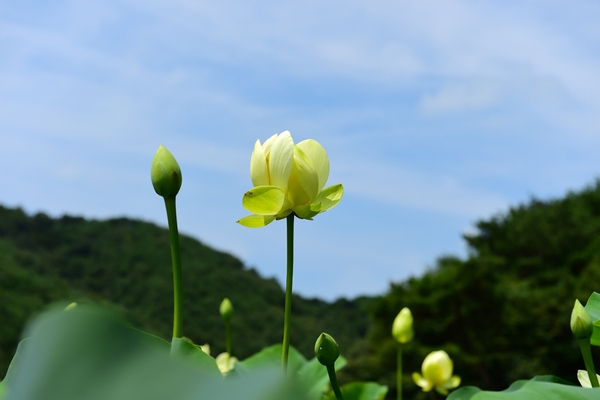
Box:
[151,145,182,198]
[392,307,414,344]
[413,350,461,395]
[570,299,593,340]
[220,298,234,322]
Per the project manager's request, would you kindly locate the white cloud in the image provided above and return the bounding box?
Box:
[338,158,507,218]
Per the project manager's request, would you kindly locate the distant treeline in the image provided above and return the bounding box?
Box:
[2,180,600,399]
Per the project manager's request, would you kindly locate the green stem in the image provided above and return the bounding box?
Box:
[281,214,295,372]
[326,364,345,400]
[397,344,403,400]
[579,339,599,388]
[225,320,232,356]
[164,197,183,339]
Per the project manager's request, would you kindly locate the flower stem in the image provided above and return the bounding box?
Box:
[579,339,599,388]
[281,214,294,372]
[225,320,232,356]
[326,364,345,400]
[397,344,403,400]
[164,197,183,339]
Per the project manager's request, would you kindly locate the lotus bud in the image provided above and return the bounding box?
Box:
[413,350,461,395]
[392,307,414,344]
[220,298,234,323]
[571,299,593,340]
[314,332,340,366]
[151,145,182,198]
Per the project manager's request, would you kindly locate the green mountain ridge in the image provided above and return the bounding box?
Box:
[0,205,371,377]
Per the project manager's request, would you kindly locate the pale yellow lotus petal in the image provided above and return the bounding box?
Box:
[237,214,276,228]
[250,139,269,187]
[297,139,330,193]
[412,372,433,392]
[242,186,286,215]
[268,132,294,192]
[286,146,319,206]
[577,369,600,388]
[437,376,461,395]
[215,352,238,376]
[314,184,344,211]
[199,343,210,355]
[262,133,279,155]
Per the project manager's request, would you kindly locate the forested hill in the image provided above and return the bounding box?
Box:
[0,205,371,376]
[359,179,600,398]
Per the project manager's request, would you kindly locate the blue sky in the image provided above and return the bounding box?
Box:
[1,1,599,300]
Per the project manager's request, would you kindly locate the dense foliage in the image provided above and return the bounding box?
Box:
[360,180,600,399]
[0,206,370,377]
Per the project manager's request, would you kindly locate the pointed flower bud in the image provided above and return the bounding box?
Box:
[151,145,182,198]
[571,299,593,340]
[314,332,340,366]
[392,307,414,344]
[215,352,238,376]
[220,298,234,322]
[412,350,461,395]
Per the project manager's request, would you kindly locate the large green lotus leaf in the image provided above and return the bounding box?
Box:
[323,381,388,400]
[583,292,600,346]
[232,344,307,377]
[170,337,221,378]
[132,328,171,350]
[297,356,347,400]
[3,338,28,386]
[3,305,310,400]
[447,376,595,400]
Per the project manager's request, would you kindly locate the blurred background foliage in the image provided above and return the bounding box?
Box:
[3,179,600,399]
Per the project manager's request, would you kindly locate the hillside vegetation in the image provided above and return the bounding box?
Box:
[0,206,370,377]
[3,179,600,399]
[358,180,600,399]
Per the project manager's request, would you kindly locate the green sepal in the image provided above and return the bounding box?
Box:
[237,214,276,228]
[242,186,286,215]
[170,337,222,378]
[293,203,323,220]
[314,184,344,212]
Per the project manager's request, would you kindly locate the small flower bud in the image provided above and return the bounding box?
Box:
[392,307,414,344]
[314,332,340,366]
[413,350,460,395]
[151,145,182,198]
[571,299,593,340]
[220,298,234,322]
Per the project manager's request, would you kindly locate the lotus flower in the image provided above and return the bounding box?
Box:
[237,131,343,228]
[413,350,460,395]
